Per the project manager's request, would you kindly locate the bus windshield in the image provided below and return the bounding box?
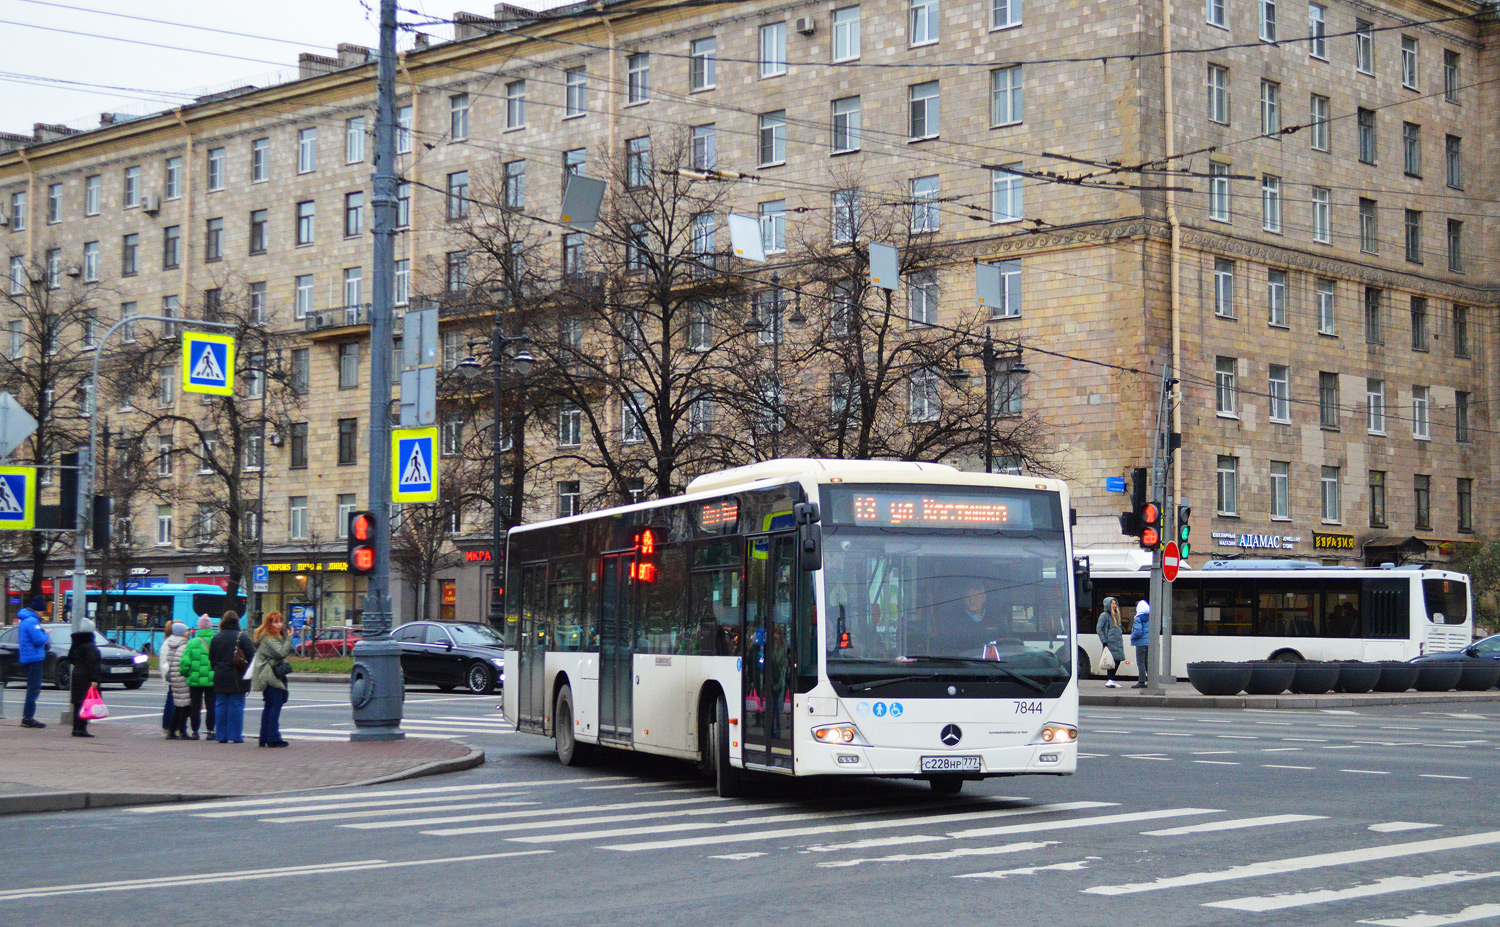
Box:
[822,527,1072,694]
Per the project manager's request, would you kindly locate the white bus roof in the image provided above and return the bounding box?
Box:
[684,458,1066,496]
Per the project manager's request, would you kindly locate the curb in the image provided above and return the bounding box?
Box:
[1081,690,1500,710]
[345,744,486,787]
[287,673,352,685]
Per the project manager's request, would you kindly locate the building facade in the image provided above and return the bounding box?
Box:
[1,0,1495,627]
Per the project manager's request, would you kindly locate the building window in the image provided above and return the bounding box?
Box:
[337,418,358,465]
[297,127,317,173]
[558,403,582,447]
[1355,20,1373,74]
[990,165,1022,223]
[1308,3,1325,57]
[1265,461,1291,520]
[557,481,581,518]
[44,183,61,225]
[759,23,786,77]
[907,272,938,327]
[204,217,223,262]
[1321,466,1341,523]
[1357,108,1376,163]
[621,392,647,444]
[162,226,181,269]
[1445,135,1462,189]
[1367,379,1386,434]
[245,427,263,471]
[446,251,468,292]
[1413,474,1432,529]
[290,348,309,395]
[988,260,1022,320]
[994,359,1024,415]
[758,111,786,165]
[1447,219,1463,273]
[1208,162,1230,222]
[831,97,861,153]
[992,0,1019,29]
[249,209,268,254]
[156,505,173,546]
[688,302,713,351]
[289,422,308,468]
[831,189,860,243]
[911,175,940,232]
[396,105,412,154]
[1364,287,1382,343]
[1368,471,1387,526]
[294,275,313,320]
[627,53,650,103]
[1404,209,1423,263]
[910,0,939,45]
[82,241,99,282]
[288,497,308,541]
[206,147,226,191]
[1259,0,1276,40]
[760,199,786,254]
[1359,198,1378,254]
[561,234,586,280]
[1213,258,1235,318]
[396,182,411,228]
[1215,356,1237,416]
[155,434,173,476]
[342,267,362,309]
[9,191,25,230]
[1261,175,1281,231]
[991,65,1023,126]
[123,166,140,208]
[1266,269,1287,327]
[909,81,940,140]
[1308,93,1330,151]
[1455,391,1470,443]
[248,282,265,325]
[296,200,315,245]
[498,159,525,211]
[1216,456,1238,515]
[1453,304,1470,357]
[1412,385,1429,439]
[450,92,470,139]
[686,39,715,92]
[834,6,861,60]
[345,116,366,163]
[1268,364,1290,422]
[1318,371,1339,429]
[1311,186,1331,243]
[84,174,101,215]
[1401,35,1419,89]
[1207,64,1230,124]
[1402,122,1422,176]
[444,172,468,220]
[1410,297,1428,351]
[1443,50,1460,103]
[1457,478,1473,532]
[504,81,526,130]
[909,368,940,422]
[251,138,269,183]
[625,137,651,188]
[1260,80,1280,136]
[1207,0,1225,27]
[339,342,360,390]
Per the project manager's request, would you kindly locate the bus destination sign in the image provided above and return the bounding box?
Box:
[845,491,1030,529]
[696,500,739,533]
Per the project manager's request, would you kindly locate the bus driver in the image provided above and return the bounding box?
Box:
[928,579,1010,658]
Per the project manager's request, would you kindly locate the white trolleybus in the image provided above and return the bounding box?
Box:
[502,459,1082,796]
[1075,549,1473,679]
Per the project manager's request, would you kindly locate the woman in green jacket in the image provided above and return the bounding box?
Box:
[178,615,216,740]
[251,611,294,747]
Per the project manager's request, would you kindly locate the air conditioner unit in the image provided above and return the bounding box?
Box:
[65,264,82,278]
[268,432,283,447]
[0,213,9,227]
[794,15,815,34]
[140,193,160,215]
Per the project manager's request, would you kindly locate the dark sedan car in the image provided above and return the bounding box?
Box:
[0,623,150,689]
[387,621,505,694]
[1412,633,1500,662]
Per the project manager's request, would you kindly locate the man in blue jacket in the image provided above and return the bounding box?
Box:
[17,595,50,728]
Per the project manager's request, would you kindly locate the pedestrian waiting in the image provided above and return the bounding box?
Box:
[179,615,216,740]
[158,621,192,739]
[251,610,293,747]
[1131,599,1152,690]
[209,612,253,744]
[69,618,102,738]
[16,596,49,730]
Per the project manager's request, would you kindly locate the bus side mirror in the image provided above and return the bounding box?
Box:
[794,502,821,525]
[1074,555,1092,601]
[798,523,822,572]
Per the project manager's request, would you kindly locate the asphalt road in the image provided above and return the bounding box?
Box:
[4,679,1498,927]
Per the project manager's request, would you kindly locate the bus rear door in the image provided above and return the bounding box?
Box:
[599,552,636,742]
[742,533,796,770]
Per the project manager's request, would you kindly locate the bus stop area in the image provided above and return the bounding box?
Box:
[1079,676,1500,709]
[0,718,483,816]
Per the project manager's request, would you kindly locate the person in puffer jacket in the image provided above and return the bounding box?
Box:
[158,622,192,739]
[178,615,217,740]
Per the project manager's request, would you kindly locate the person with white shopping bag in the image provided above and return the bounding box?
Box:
[209,612,254,744]
[1095,597,1126,688]
[68,618,104,738]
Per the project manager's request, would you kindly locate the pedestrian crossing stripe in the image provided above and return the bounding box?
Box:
[390,426,439,503]
[0,466,36,529]
[181,332,235,395]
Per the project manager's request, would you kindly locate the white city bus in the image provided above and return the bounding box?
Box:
[502,459,1081,796]
[1075,549,1473,678]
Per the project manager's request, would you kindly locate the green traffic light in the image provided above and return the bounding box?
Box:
[1180,542,1192,557]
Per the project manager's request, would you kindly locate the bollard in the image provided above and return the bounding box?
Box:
[349,638,405,741]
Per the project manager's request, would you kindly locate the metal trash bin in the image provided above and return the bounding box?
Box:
[349,639,405,741]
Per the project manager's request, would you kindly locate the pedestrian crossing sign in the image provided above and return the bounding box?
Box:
[391,426,439,503]
[0,465,37,530]
[181,332,235,395]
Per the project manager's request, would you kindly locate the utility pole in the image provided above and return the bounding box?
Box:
[1146,365,1178,692]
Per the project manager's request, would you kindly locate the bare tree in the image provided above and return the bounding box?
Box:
[390,445,489,621]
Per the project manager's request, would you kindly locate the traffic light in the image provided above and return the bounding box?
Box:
[347,511,377,575]
[1139,501,1161,550]
[1118,467,1148,538]
[1176,503,1192,557]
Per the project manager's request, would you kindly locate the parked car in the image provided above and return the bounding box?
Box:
[386,621,505,694]
[0,623,150,689]
[297,626,363,658]
[1411,633,1500,663]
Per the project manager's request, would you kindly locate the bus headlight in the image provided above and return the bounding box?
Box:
[812,723,868,746]
[1035,723,1077,744]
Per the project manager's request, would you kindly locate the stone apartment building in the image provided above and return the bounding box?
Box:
[0,0,1495,626]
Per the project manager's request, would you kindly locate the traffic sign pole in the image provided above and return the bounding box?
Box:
[1163,542,1181,583]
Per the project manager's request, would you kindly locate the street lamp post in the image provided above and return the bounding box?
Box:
[745,271,805,458]
[949,329,1028,474]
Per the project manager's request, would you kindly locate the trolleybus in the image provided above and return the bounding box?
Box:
[502,459,1082,795]
[1076,549,1472,678]
[67,584,247,654]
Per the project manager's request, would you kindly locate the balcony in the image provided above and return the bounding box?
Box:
[304,304,370,338]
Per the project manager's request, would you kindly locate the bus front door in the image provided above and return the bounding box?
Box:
[742,534,796,770]
[516,563,548,733]
[599,553,635,742]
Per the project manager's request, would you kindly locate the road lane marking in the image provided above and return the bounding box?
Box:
[131,779,617,815]
[1122,754,1171,761]
[348,796,732,831]
[1342,769,1391,775]
[1360,902,1500,925]
[259,799,539,823]
[1262,764,1315,770]
[955,858,1097,879]
[1420,774,1470,781]
[418,799,785,836]
[1370,823,1441,833]
[1191,751,1236,756]
[711,852,766,860]
[818,840,1056,869]
[947,807,1219,840]
[1082,830,1500,895]
[1143,815,1325,837]
[1192,760,1240,766]
[1205,870,1500,912]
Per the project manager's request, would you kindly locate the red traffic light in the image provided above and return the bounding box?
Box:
[1140,503,1160,525]
[351,546,376,573]
[1141,527,1160,548]
[350,513,374,542]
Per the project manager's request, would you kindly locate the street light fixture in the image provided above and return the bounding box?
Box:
[948,329,1028,474]
[745,271,805,459]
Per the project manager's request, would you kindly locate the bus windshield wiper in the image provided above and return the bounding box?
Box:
[845,675,930,692]
[895,655,1053,695]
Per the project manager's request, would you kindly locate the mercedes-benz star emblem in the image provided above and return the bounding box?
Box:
[940,724,963,746]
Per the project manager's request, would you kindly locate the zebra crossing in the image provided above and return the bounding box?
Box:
[275,715,518,742]
[127,775,1499,922]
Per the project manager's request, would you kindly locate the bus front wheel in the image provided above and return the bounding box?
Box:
[712,694,746,798]
[929,776,965,795]
[554,684,595,767]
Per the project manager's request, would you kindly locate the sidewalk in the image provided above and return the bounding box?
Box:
[1078,676,1500,709]
[0,717,484,816]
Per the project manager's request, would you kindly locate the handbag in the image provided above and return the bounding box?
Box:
[243,653,260,681]
[272,661,291,682]
[79,684,108,720]
[1099,648,1117,672]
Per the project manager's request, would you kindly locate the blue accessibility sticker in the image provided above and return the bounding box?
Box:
[890,702,903,717]
[872,702,887,717]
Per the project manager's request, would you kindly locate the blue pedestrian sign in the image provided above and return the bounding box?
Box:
[391,426,439,503]
[0,465,36,530]
[181,332,235,396]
